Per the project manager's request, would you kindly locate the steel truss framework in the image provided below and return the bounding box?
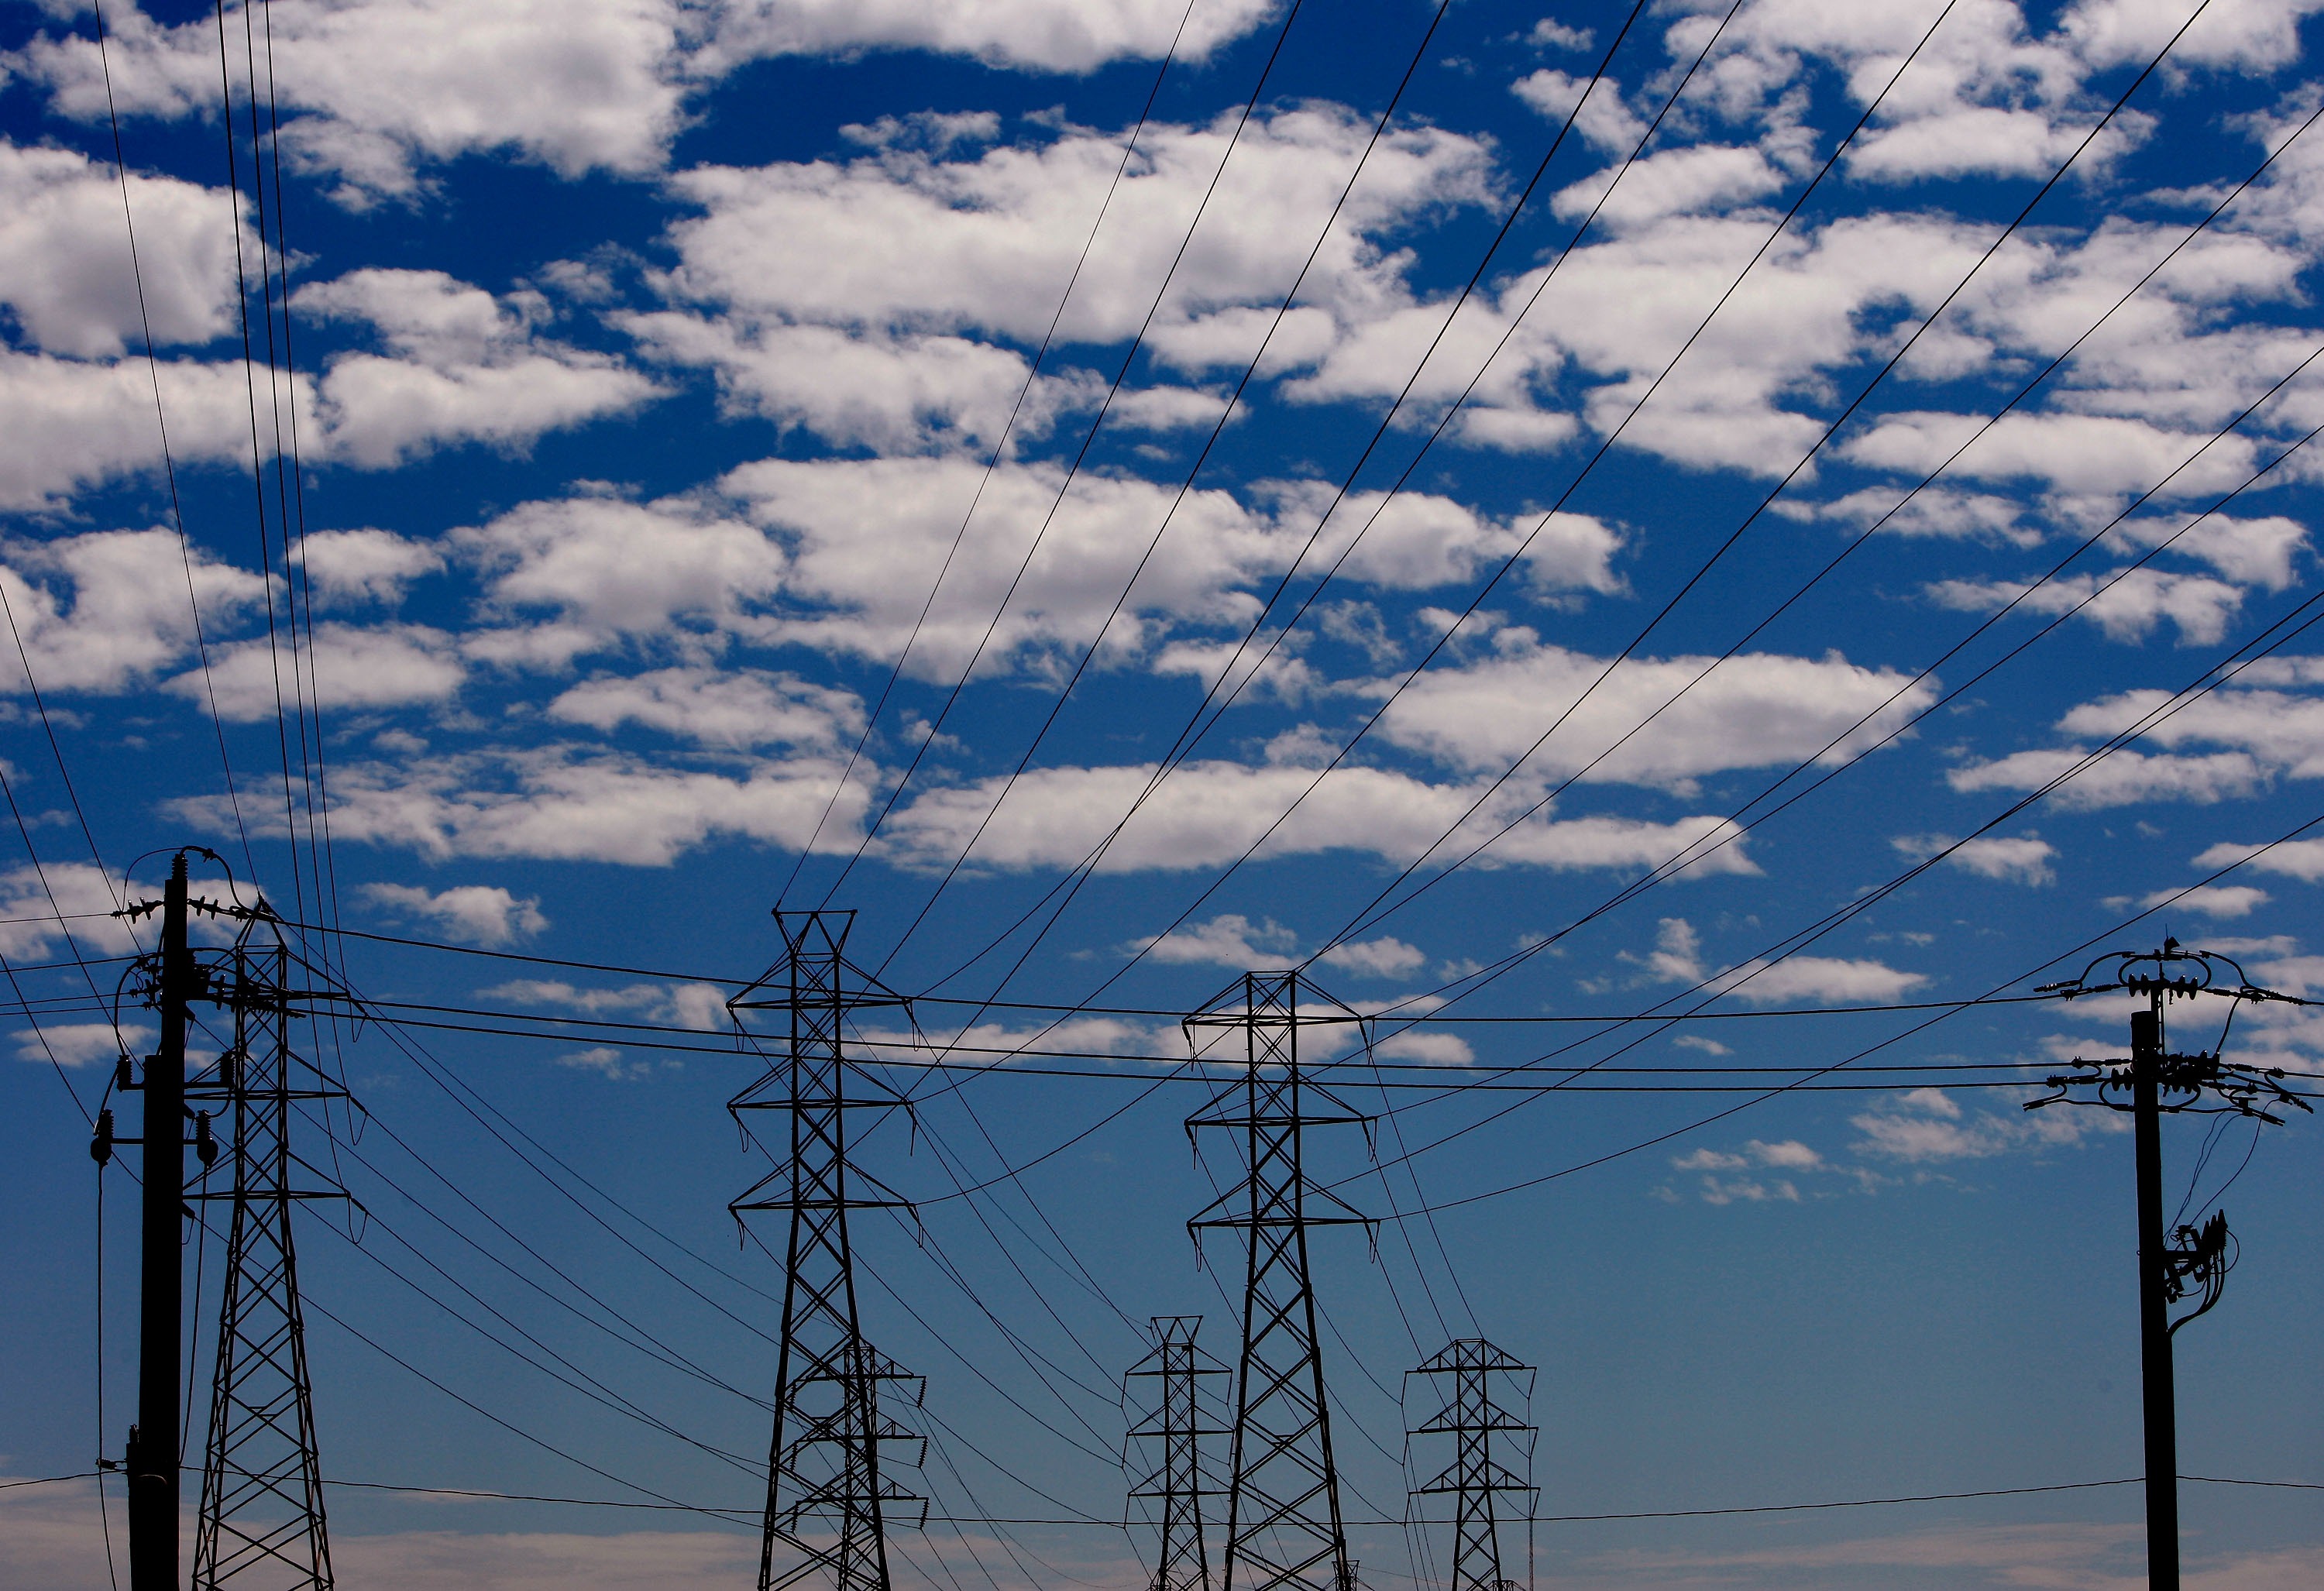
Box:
[184,916,344,1591]
[1187,972,1374,1591]
[1129,1315,1229,1591]
[731,910,927,1591]
[1405,1340,1536,1591]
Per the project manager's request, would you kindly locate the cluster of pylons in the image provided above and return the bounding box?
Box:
[731,911,1538,1591]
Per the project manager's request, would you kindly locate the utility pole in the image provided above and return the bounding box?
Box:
[730,909,927,1591]
[1128,1316,1228,1591]
[1404,1341,1535,1591]
[1185,972,1375,1591]
[187,910,344,1590]
[2029,940,2312,1591]
[118,851,192,1591]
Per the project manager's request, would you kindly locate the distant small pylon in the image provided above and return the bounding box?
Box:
[1128,1316,1229,1591]
[1404,1339,1535,1591]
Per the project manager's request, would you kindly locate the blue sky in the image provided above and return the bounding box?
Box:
[5,0,2324,1586]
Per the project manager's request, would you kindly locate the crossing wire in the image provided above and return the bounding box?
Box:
[900,0,2196,1037]
[91,0,261,881]
[1298,84,2324,970]
[1325,813,2324,1220]
[1316,322,2324,1049]
[1332,373,2324,1066]
[777,0,1208,902]
[891,0,1736,996]
[860,0,1586,974]
[812,0,1325,907]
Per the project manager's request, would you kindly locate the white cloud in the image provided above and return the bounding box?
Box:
[2064,685,2324,778]
[1370,635,1934,791]
[178,622,466,719]
[1373,1030,1474,1067]
[546,666,862,751]
[1263,484,1625,596]
[554,1045,652,1080]
[1317,935,1426,979]
[1891,833,2056,885]
[0,862,138,960]
[297,528,445,607]
[177,745,870,867]
[2106,514,2307,591]
[2064,0,2324,72]
[1294,211,1996,478]
[1721,954,1930,1005]
[1842,411,2260,500]
[655,105,1494,357]
[362,881,548,946]
[702,0,1280,73]
[1947,747,2271,809]
[0,140,242,356]
[455,492,787,665]
[1632,916,1927,1004]
[721,455,1277,675]
[298,269,660,466]
[624,314,1069,454]
[486,977,728,1029]
[2140,883,2271,919]
[16,1,693,204]
[0,351,257,510]
[1926,568,2247,646]
[0,528,266,696]
[872,758,1760,876]
[1853,1086,2114,1161]
[15,1020,150,1068]
[1135,912,1298,968]
[2194,838,2324,882]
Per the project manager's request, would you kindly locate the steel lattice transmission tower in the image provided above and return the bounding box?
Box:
[1186,972,1375,1591]
[1127,1316,1229,1591]
[1404,1341,1536,1591]
[184,909,347,1591]
[730,909,927,1591]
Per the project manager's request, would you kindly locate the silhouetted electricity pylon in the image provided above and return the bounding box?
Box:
[185,909,348,1591]
[730,909,927,1591]
[1404,1340,1536,1591]
[1186,972,1375,1591]
[2029,940,2312,1591]
[1128,1316,1229,1591]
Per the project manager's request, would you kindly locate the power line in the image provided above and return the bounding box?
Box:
[779,0,1206,902]
[814,0,1322,905]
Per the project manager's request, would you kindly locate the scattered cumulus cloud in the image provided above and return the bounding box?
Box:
[362,881,548,946]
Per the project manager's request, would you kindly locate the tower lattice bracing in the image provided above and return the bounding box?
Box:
[1128,1316,1228,1591]
[1405,1340,1535,1591]
[187,916,341,1591]
[1186,973,1374,1591]
[731,909,927,1591]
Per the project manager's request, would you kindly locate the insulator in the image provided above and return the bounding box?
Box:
[91,1108,114,1166]
[113,1054,136,1092]
[194,1109,218,1167]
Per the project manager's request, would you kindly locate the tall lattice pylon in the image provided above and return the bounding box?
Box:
[1186,972,1374,1591]
[1404,1341,1536,1591]
[730,909,927,1591]
[1127,1316,1229,1591]
[186,911,345,1591]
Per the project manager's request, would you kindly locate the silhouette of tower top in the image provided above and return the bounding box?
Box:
[1185,971,1374,1591]
[730,908,926,1591]
[1129,1316,1229,1591]
[184,911,346,1591]
[1406,1338,1536,1591]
